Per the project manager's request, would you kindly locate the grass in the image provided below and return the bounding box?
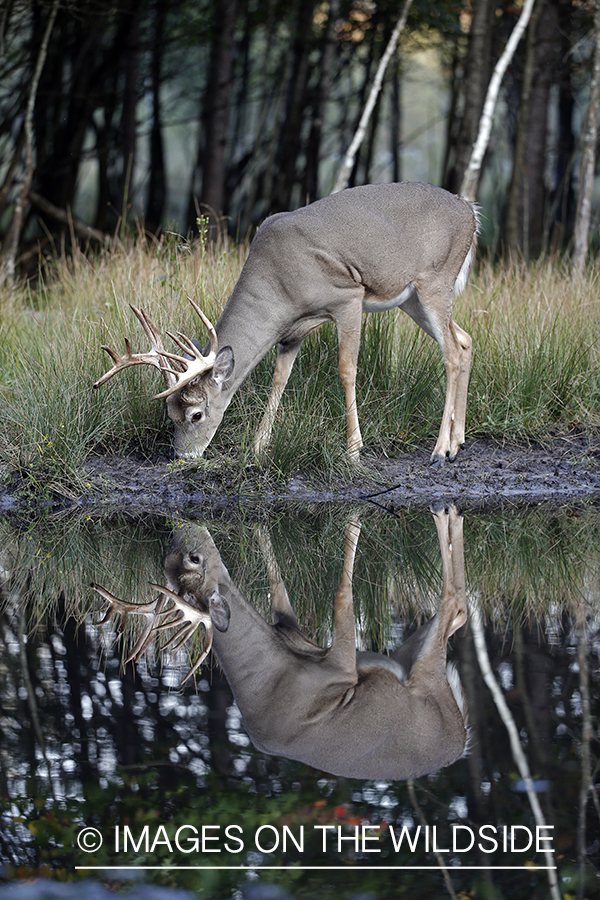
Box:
[1,233,600,495]
[3,503,597,661]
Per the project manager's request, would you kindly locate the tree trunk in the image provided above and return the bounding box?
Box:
[347,24,378,189]
[332,0,414,194]
[572,0,600,278]
[0,0,14,58]
[504,1,539,257]
[117,0,143,229]
[445,0,496,195]
[363,81,383,183]
[303,0,341,202]
[271,0,315,212]
[146,0,167,232]
[461,0,537,202]
[189,0,238,237]
[504,0,561,259]
[546,11,576,254]
[390,57,402,183]
[2,0,59,284]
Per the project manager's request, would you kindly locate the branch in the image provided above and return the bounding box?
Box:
[332,0,414,194]
[460,0,537,201]
[28,190,112,246]
[572,0,600,278]
[2,0,60,284]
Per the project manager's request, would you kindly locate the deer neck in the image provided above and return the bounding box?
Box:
[210,584,283,687]
[214,285,282,405]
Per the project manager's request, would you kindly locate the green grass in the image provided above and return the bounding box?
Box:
[3,503,597,658]
[1,237,600,494]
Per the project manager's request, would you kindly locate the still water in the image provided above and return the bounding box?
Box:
[0,501,598,899]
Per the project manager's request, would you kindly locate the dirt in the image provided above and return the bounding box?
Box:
[4,430,599,516]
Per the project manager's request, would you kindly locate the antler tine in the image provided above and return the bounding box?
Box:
[187,295,218,356]
[180,646,212,685]
[148,583,213,678]
[92,582,212,682]
[92,583,167,663]
[129,305,162,346]
[93,305,178,390]
[152,302,219,399]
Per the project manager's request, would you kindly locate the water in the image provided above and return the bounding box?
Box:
[0,501,598,899]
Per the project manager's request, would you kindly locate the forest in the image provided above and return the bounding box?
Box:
[0,0,599,274]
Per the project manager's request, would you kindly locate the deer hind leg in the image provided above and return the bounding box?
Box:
[336,307,364,460]
[400,287,468,463]
[254,341,302,456]
[391,504,467,680]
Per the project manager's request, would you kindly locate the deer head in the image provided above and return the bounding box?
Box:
[93,298,234,459]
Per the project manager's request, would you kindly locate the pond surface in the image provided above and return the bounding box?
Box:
[0,500,598,900]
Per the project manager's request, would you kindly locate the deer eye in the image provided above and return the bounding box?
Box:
[189,553,201,565]
[191,410,204,424]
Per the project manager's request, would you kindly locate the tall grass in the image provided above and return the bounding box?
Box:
[1,236,599,493]
[2,503,597,655]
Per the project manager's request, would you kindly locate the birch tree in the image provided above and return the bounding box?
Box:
[332,0,414,194]
[1,0,59,284]
[460,0,537,202]
[572,0,600,278]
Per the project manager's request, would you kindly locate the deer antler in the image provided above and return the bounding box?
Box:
[93,298,218,399]
[92,582,213,684]
[152,297,218,399]
[93,305,179,390]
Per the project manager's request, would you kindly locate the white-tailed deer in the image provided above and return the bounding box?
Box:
[95,505,469,780]
[95,182,478,463]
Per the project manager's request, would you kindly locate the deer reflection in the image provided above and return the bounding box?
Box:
[95,505,468,781]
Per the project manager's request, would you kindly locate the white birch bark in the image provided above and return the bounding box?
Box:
[332,0,414,194]
[470,603,560,899]
[460,0,537,202]
[572,0,600,278]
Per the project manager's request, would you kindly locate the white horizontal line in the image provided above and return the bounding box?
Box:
[75,865,558,871]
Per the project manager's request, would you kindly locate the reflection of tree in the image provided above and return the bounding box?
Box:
[0,507,598,895]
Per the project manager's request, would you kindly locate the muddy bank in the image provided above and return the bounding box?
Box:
[4,431,599,515]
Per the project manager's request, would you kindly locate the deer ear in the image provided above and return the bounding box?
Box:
[210,347,234,387]
[208,589,230,632]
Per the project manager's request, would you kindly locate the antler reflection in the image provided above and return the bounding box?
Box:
[92,582,213,683]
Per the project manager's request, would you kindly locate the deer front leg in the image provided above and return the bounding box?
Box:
[254,341,301,456]
[448,322,472,457]
[337,309,364,461]
[255,525,299,630]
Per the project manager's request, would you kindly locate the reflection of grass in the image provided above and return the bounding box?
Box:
[2,503,598,673]
[1,238,599,494]
[0,510,168,641]
[1,504,597,899]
